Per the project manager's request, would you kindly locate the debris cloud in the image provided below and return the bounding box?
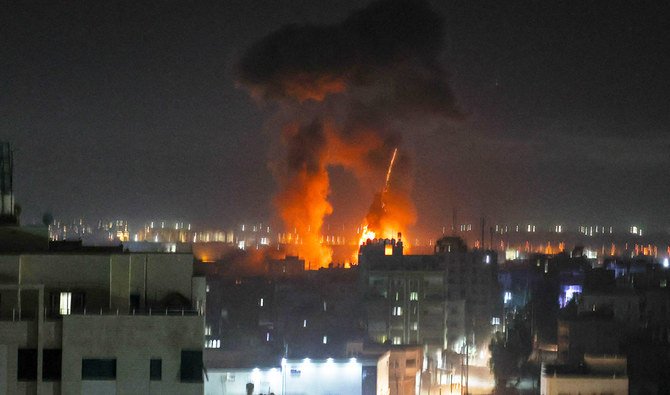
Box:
[237,0,462,267]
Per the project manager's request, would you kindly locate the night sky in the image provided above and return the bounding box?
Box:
[3,1,669,235]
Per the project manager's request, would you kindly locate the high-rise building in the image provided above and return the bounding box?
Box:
[358,236,501,361]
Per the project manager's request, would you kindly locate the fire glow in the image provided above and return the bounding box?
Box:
[357,148,412,254]
[237,0,462,268]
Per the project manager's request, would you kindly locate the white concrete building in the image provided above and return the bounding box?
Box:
[0,252,206,395]
[376,347,423,395]
[540,355,628,395]
[204,358,367,395]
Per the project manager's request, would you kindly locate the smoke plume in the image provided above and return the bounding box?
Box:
[237,0,462,267]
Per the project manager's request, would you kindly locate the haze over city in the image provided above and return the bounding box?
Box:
[4,1,669,239]
[3,2,670,394]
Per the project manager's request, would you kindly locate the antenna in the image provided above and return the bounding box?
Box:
[490,226,494,251]
[0,142,17,224]
[452,208,457,236]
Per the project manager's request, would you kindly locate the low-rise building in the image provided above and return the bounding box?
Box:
[541,355,628,395]
[204,357,375,395]
[0,251,205,395]
[376,347,423,395]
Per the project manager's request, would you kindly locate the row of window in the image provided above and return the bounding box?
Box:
[392,305,423,316]
[17,350,202,382]
[205,339,220,348]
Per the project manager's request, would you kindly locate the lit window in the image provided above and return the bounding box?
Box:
[411,322,418,330]
[410,292,418,301]
[323,336,328,344]
[491,317,501,325]
[266,332,271,342]
[503,291,512,304]
[392,337,402,345]
[59,292,72,315]
[385,244,393,255]
[323,301,327,311]
[259,298,264,307]
[303,319,307,328]
[205,326,212,336]
[205,339,221,348]
[393,306,403,316]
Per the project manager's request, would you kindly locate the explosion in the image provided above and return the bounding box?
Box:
[358,148,414,248]
[237,0,462,268]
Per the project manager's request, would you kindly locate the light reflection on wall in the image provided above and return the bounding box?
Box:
[559,284,582,308]
[204,359,363,395]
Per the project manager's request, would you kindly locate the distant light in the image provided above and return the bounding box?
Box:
[303,358,311,363]
[663,258,669,269]
[504,291,512,304]
[349,357,357,363]
[326,358,334,363]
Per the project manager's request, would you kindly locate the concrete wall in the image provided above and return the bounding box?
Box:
[0,253,194,316]
[376,349,422,395]
[540,375,628,395]
[0,252,202,395]
[205,368,282,395]
[61,315,203,395]
[205,361,364,395]
[377,352,390,395]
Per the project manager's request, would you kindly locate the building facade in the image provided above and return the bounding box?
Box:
[0,252,205,395]
[359,237,500,356]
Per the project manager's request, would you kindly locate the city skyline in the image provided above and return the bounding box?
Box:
[4,1,669,234]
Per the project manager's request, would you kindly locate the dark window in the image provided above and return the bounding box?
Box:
[43,349,62,381]
[17,349,37,381]
[130,294,140,310]
[71,292,86,313]
[150,359,162,381]
[82,359,116,380]
[180,350,203,382]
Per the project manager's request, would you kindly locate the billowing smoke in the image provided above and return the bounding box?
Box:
[237,0,462,267]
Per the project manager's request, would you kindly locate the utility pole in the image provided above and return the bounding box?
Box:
[460,347,464,395]
[465,323,474,395]
[480,217,485,250]
[489,226,494,252]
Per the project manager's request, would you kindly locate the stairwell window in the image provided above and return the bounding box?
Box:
[59,292,71,315]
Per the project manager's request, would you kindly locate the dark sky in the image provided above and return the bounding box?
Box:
[3,1,669,235]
